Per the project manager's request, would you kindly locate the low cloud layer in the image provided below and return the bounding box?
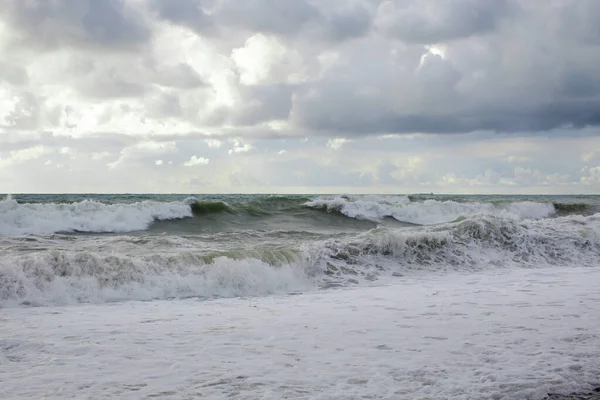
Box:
[1,0,599,193]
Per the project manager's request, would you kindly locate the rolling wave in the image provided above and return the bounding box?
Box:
[0,197,193,236]
[0,194,596,236]
[2,212,598,307]
[304,195,556,224]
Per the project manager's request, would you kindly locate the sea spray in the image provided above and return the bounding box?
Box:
[305,196,556,224]
[1,212,598,307]
[0,194,594,236]
[0,198,193,236]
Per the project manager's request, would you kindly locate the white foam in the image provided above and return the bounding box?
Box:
[0,252,311,307]
[0,197,193,236]
[314,212,600,276]
[2,212,598,307]
[506,201,556,219]
[2,267,600,399]
[306,196,556,224]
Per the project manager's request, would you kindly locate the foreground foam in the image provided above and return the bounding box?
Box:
[0,254,311,307]
[2,267,600,399]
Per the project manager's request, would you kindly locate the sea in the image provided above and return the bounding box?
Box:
[1,193,598,307]
[2,194,600,399]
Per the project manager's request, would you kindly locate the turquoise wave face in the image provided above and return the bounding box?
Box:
[1,194,599,237]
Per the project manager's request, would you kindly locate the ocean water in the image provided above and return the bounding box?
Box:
[2,194,600,399]
[1,193,599,306]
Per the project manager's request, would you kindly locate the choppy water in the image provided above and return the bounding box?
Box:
[1,193,599,307]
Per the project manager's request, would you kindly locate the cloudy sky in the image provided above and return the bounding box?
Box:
[0,0,599,194]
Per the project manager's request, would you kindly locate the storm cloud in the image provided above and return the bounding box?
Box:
[0,0,599,193]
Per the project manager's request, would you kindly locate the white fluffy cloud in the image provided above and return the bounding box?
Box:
[581,166,600,186]
[1,0,599,193]
[184,155,210,167]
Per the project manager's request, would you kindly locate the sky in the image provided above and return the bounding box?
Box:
[0,0,599,194]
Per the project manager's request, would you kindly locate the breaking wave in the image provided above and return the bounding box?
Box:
[305,195,556,224]
[0,194,596,236]
[1,212,598,307]
[0,197,193,236]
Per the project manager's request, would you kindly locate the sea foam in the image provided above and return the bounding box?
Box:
[1,212,598,307]
[306,196,556,224]
[0,197,193,236]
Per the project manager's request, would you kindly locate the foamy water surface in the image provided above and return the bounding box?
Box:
[1,193,599,399]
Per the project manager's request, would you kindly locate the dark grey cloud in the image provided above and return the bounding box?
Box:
[215,0,319,37]
[285,0,600,136]
[292,94,600,135]
[151,0,372,42]
[1,0,150,50]
[547,0,600,45]
[326,4,372,42]
[151,0,317,37]
[559,69,600,98]
[2,0,600,139]
[377,0,514,43]
[304,1,373,42]
[233,84,295,126]
[167,84,296,129]
[151,0,214,35]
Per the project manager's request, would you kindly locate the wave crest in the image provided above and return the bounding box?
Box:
[1,212,598,307]
[305,196,556,224]
[0,251,310,307]
[0,197,192,236]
